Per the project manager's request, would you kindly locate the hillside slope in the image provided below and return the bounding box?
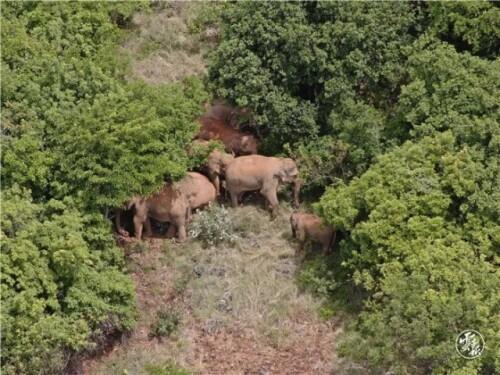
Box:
[121,2,212,84]
[81,4,347,374]
[83,206,345,374]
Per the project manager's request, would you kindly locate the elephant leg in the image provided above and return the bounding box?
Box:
[237,192,245,204]
[208,170,220,197]
[230,190,239,207]
[115,209,129,236]
[261,187,279,218]
[166,224,176,238]
[213,175,221,197]
[296,229,307,255]
[144,218,153,238]
[133,214,144,240]
[177,224,187,241]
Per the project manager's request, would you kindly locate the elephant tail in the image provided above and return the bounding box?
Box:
[328,228,337,252]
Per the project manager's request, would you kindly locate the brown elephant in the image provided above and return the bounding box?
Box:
[178,172,217,212]
[197,104,258,155]
[127,185,190,241]
[225,155,300,217]
[115,172,215,240]
[189,140,235,196]
[206,149,235,196]
[290,212,336,254]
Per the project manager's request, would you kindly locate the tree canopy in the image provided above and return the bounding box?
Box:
[1,2,207,373]
[206,2,499,373]
[2,1,499,374]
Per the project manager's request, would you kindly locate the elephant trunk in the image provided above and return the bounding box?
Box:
[292,178,300,208]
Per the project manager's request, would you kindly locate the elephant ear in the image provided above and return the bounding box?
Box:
[275,169,287,183]
[282,158,299,178]
[241,135,250,147]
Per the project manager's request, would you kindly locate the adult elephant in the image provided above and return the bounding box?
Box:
[116,172,216,240]
[197,104,258,155]
[189,140,235,196]
[178,172,217,213]
[206,149,234,196]
[127,185,190,241]
[225,155,300,217]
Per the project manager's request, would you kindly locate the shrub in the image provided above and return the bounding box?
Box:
[149,309,181,339]
[316,132,499,374]
[0,2,207,373]
[208,2,418,161]
[297,256,338,298]
[313,37,499,374]
[285,136,347,197]
[53,79,206,210]
[188,204,239,247]
[1,186,135,375]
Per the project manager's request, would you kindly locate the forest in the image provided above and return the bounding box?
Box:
[1,1,499,374]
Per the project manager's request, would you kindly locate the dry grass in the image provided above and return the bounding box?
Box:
[122,2,212,84]
[83,205,345,374]
[178,206,321,345]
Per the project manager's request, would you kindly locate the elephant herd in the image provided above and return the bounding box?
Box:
[115,104,336,253]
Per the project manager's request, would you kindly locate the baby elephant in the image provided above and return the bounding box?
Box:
[290,212,336,254]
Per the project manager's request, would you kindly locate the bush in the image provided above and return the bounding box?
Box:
[53,78,206,210]
[188,204,239,246]
[149,309,181,339]
[426,2,500,58]
[297,256,338,298]
[0,2,207,373]
[316,132,499,374]
[285,136,347,197]
[208,2,417,162]
[313,37,499,374]
[1,186,135,375]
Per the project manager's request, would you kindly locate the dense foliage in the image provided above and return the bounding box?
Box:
[206,2,500,374]
[1,187,135,374]
[2,1,499,374]
[208,1,417,177]
[1,2,207,373]
[317,38,499,374]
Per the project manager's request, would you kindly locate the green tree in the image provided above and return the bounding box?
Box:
[208,1,418,175]
[1,186,136,374]
[426,2,500,58]
[315,38,499,373]
[1,2,207,373]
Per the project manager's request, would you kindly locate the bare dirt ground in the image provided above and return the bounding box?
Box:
[81,206,344,375]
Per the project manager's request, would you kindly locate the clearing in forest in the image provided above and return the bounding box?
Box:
[82,205,344,375]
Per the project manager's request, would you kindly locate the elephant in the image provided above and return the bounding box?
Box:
[189,140,235,196]
[197,104,258,155]
[225,155,300,217]
[178,172,217,212]
[290,212,336,254]
[206,149,235,196]
[115,172,215,240]
[127,185,190,241]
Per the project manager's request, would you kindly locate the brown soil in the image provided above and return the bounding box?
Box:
[186,321,341,375]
